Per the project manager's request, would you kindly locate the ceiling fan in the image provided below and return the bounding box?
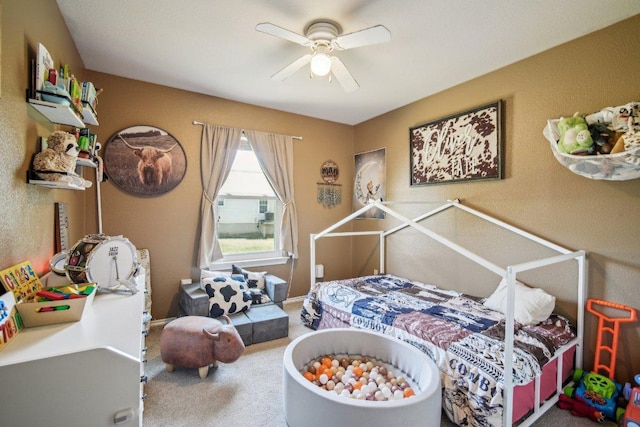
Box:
[256,19,391,92]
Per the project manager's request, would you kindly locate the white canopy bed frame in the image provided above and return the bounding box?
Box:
[309,199,586,427]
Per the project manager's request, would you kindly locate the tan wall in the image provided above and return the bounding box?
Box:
[353,15,640,382]
[84,72,355,319]
[0,0,90,274]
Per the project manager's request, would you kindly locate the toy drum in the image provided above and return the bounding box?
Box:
[65,234,138,289]
[49,251,67,276]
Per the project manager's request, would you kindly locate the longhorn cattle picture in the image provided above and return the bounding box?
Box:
[104,125,187,197]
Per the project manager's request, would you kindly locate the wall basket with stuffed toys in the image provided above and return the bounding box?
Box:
[543,101,640,180]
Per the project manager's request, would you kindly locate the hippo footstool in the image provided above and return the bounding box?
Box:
[160,315,245,378]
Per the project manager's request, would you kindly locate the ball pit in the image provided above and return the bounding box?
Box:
[301,354,417,401]
[283,329,441,427]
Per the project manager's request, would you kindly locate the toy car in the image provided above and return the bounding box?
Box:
[564,368,625,422]
[621,374,640,427]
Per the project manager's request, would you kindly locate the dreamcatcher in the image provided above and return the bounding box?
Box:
[317,160,342,208]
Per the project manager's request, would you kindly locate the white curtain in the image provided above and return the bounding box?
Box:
[245,130,299,259]
[197,124,243,269]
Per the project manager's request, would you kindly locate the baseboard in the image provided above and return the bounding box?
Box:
[283,295,305,305]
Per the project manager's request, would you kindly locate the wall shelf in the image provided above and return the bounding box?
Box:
[27,97,85,128]
[26,90,99,127]
[76,156,98,168]
[27,177,87,190]
[27,168,92,190]
[82,101,99,125]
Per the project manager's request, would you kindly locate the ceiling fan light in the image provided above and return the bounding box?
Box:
[310,53,332,76]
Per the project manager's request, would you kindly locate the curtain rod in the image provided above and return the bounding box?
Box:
[192,121,303,140]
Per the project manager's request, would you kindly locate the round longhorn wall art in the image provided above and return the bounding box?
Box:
[103,125,187,197]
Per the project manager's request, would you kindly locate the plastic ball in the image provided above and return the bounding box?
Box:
[353,366,363,378]
[381,386,392,398]
[300,354,416,402]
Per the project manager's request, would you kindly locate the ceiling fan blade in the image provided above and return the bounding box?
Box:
[332,25,391,50]
[256,22,313,47]
[330,56,359,92]
[271,54,312,81]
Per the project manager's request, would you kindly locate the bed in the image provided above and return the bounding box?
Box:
[303,199,586,427]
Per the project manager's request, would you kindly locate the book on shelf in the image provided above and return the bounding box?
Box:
[35,43,54,100]
[81,81,97,107]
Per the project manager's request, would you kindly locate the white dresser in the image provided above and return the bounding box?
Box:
[0,270,148,427]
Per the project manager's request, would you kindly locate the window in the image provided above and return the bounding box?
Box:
[213,139,282,266]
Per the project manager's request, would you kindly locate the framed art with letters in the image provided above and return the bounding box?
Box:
[410,100,503,185]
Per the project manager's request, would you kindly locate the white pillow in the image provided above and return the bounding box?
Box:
[232,264,267,290]
[483,278,556,326]
[200,270,245,288]
[200,269,229,283]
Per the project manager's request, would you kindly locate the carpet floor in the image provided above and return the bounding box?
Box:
[142,300,607,427]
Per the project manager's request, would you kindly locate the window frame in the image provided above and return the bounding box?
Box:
[210,143,288,270]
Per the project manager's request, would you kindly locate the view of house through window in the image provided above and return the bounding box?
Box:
[216,141,279,258]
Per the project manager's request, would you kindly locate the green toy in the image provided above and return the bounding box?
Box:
[557,115,594,154]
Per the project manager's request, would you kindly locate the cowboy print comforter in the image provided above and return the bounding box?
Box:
[300,274,576,426]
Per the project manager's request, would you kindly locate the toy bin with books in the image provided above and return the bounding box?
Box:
[0,261,96,329]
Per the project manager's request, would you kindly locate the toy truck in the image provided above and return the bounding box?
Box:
[621,374,640,427]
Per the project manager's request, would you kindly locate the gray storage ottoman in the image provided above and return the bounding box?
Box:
[245,303,289,344]
[228,312,253,346]
[265,274,287,306]
[178,282,209,317]
[177,276,290,345]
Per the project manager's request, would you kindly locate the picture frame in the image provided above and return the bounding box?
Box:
[103,125,187,197]
[410,100,503,185]
[353,148,386,219]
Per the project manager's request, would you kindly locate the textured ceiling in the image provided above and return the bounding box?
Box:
[56,0,640,125]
